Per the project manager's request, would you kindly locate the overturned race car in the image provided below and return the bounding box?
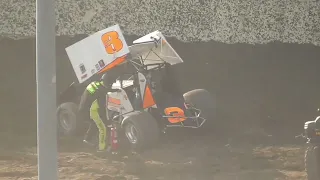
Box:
[57,25,216,153]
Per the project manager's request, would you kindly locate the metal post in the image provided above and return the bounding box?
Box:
[36,0,58,179]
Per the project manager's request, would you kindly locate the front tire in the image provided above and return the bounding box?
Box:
[183,89,216,131]
[305,145,320,180]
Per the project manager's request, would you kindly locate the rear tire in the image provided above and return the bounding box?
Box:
[122,111,160,152]
[305,145,320,180]
[183,89,216,132]
[56,102,79,136]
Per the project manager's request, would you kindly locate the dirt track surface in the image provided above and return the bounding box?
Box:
[0,132,307,180]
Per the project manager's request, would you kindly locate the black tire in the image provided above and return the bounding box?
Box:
[121,111,160,152]
[56,102,79,136]
[183,89,215,129]
[305,145,320,180]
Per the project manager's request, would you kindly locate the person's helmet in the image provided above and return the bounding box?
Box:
[101,73,117,87]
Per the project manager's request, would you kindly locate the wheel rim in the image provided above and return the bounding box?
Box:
[59,110,73,131]
[125,123,138,144]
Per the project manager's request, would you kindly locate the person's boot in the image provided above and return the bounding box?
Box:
[96,148,108,153]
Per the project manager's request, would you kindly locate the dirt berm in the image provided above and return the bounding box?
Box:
[0,35,319,138]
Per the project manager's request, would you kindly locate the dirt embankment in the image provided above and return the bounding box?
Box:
[1,36,319,136]
[0,36,319,180]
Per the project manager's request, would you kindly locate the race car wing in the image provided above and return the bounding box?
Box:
[129,30,183,69]
[65,24,130,83]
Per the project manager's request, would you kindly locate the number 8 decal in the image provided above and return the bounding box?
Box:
[164,107,186,124]
[101,31,124,54]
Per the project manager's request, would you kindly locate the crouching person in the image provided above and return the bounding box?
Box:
[78,73,120,152]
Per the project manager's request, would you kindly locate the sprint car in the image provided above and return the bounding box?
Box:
[57,25,216,152]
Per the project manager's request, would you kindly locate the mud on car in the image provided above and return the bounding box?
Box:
[56,26,216,153]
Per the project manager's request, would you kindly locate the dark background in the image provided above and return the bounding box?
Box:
[1,35,319,138]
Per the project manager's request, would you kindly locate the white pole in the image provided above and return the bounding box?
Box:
[36,0,58,179]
